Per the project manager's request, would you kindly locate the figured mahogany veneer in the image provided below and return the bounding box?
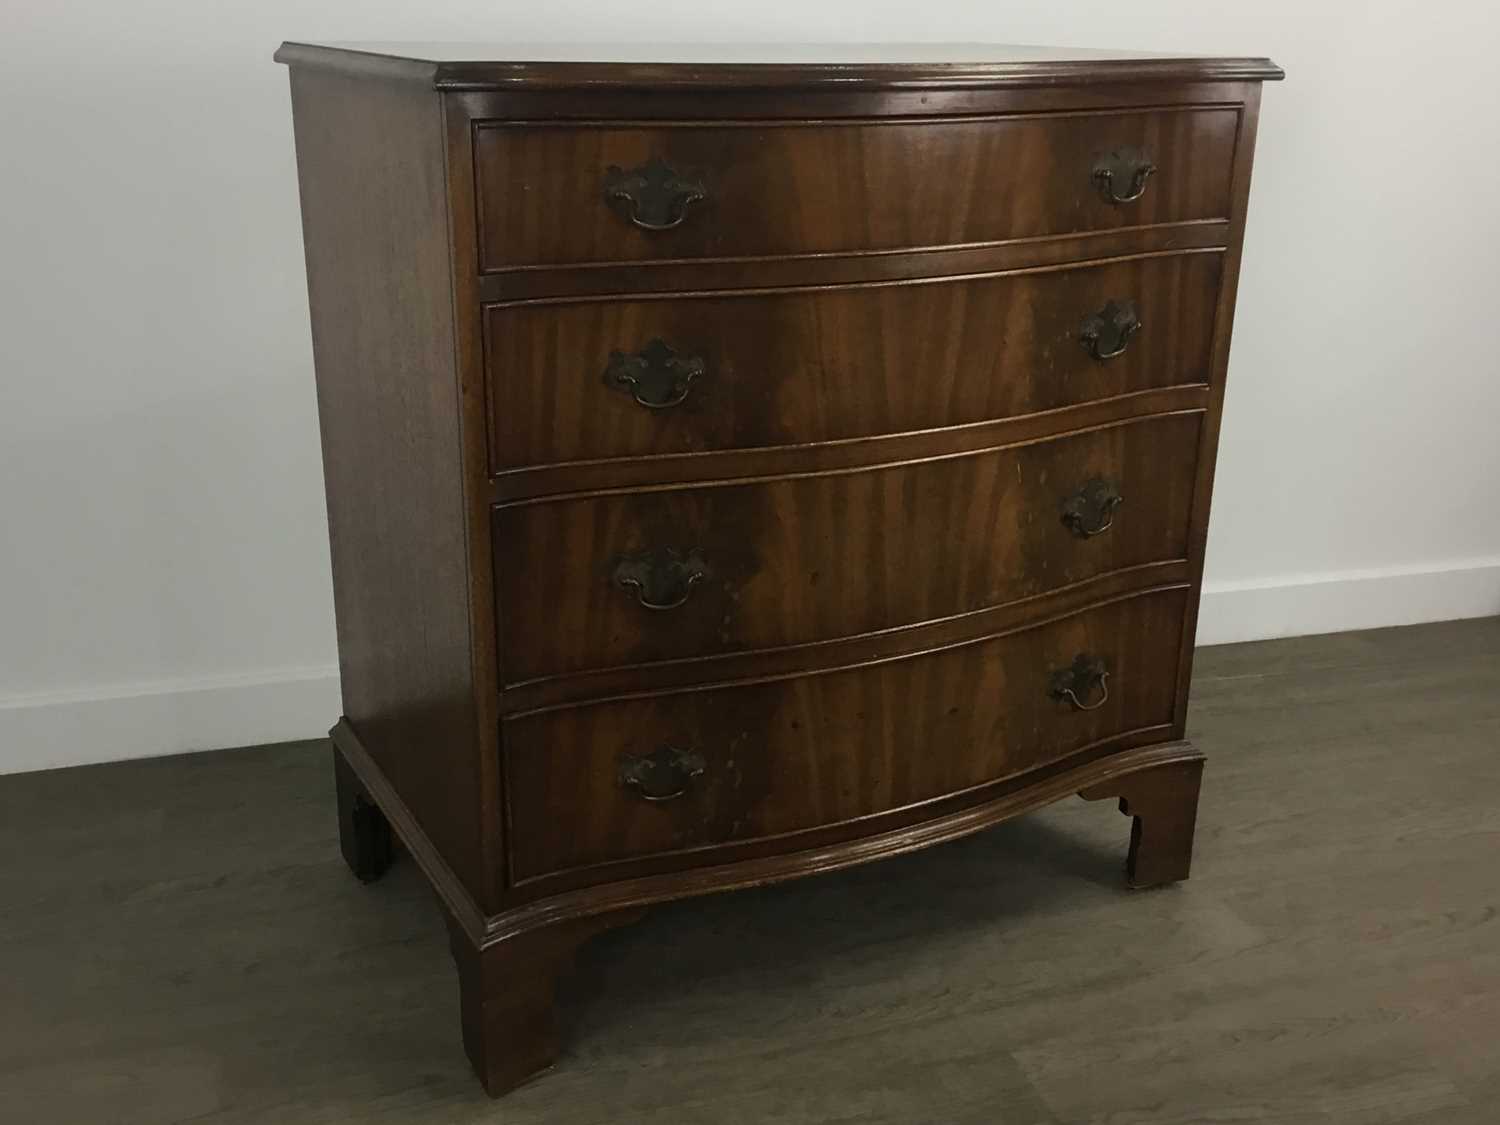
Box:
[495,411,1201,682]
[279,41,1280,1097]
[505,585,1189,884]
[473,109,1237,271]
[485,250,1223,470]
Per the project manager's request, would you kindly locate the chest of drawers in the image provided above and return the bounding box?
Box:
[278,41,1281,1095]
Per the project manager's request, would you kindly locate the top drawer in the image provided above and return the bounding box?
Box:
[473,108,1238,272]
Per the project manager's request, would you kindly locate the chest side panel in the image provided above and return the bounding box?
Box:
[289,68,490,907]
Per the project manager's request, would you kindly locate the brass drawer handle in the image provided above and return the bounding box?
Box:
[612,547,708,610]
[604,339,704,409]
[1061,479,1123,538]
[1050,655,1111,712]
[619,744,707,802]
[1080,299,1142,361]
[603,156,707,231]
[1092,148,1156,204]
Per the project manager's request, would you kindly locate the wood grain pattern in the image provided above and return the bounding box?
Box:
[503,586,1189,883]
[287,68,491,908]
[494,411,1201,683]
[474,109,1238,271]
[489,384,1208,503]
[500,564,1192,716]
[485,250,1222,470]
[280,46,1278,1099]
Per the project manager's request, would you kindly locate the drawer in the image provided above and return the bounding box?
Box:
[485,251,1221,471]
[494,411,1200,684]
[474,109,1238,271]
[503,585,1188,882]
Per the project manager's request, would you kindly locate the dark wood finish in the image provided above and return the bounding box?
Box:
[275,41,1285,92]
[485,251,1221,470]
[496,412,1201,682]
[490,383,1209,503]
[504,586,1189,884]
[286,68,493,909]
[447,906,644,1095]
[332,745,394,883]
[478,220,1230,304]
[440,85,510,931]
[1079,750,1205,887]
[474,110,1237,271]
[331,718,486,943]
[1171,86,1265,737]
[334,679,1192,931]
[279,42,1278,1096]
[501,568,1194,715]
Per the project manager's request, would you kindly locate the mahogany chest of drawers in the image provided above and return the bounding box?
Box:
[277,41,1281,1095]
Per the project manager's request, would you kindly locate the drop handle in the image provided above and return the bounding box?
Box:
[611,547,708,611]
[603,156,707,231]
[603,339,704,409]
[1050,655,1111,712]
[618,744,707,802]
[1080,299,1142,361]
[1061,479,1123,538]
[1092,148,1156,204]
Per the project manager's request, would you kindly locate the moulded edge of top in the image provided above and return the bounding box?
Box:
[273,42,1285,92]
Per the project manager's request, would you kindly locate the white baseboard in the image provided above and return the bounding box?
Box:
[0,666,340,775]
[2,560,1496,776]
[1197,558,1500,646]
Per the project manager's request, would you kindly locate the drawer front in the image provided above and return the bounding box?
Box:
[475,110,1238,271]
[503,586,1188,882]
[486,252,1221,471]
[494,412,1200,683]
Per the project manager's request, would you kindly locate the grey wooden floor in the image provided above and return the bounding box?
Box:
[3,618,1499,1125]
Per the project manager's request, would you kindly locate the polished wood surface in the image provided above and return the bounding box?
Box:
[485,250,1222,470]
[274,40,1284,91]
[499,566,1191,716]
[286,68,492,907]
[280,43,1278,1095]
[504,586,1189,883]
[446,907,644,1097]
[475,110,1237,271]
[490,383,1209,502]
[1169,84,1265,739]
[496,413,1200,682]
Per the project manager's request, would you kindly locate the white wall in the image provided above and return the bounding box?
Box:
[3,2,1498,773]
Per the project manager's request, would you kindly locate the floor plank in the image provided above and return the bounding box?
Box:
[2,617,1497,1123]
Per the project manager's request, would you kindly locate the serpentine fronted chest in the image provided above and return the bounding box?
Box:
[277,41,1282,1095]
